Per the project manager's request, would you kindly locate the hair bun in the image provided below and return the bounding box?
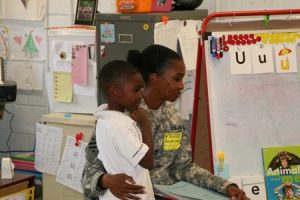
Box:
[127,50,142,67]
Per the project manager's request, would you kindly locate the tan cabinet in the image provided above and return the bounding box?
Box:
[42,113,96,200]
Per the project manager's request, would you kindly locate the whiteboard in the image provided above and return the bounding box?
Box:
[47,29,97,114]
[205,33,300,177]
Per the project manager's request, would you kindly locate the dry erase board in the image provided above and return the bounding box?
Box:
[205,29,300,177]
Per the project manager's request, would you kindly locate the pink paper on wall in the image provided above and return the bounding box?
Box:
[71,45,88,85]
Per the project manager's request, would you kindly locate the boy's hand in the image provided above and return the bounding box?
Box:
[130,108,150,127]
[285,182,292,186]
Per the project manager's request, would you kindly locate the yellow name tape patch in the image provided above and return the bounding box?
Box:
[163,132,182,151]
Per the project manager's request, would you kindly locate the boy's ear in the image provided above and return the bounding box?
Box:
[108,84,119,97]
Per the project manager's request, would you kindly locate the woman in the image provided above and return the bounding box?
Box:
[81,44,249,200]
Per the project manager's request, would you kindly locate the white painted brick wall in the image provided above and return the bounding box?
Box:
[0,0,298,159]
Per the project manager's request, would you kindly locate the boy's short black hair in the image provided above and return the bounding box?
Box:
[98,60,139,97]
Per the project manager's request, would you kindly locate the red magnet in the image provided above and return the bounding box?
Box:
[256,36,262,42]
[75,132,83,146]
[223,46,229,52]
[162,16,168,25]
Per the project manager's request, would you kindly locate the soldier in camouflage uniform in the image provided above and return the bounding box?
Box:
[81,44,249,200]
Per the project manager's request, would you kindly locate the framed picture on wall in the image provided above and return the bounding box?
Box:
[75,0,98,25]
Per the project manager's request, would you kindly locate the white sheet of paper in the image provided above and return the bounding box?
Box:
[0,26,9,59]
[45,71,97,113]
[230,46,253,75]
[73,62,96,96]
[176,70,195,120]
[34,123,63,175]
[178,20,201,71]
[51,40,85,72]
[274,44,297,73]
[8,27,46,60]
[0,192,26,200]
[1,0,46,20]
[6,61,44,91]
[154,181,228,200]
[154,20,181,52]
[98,0,117,13]
[251,44,274,74]
[56,136,87,193]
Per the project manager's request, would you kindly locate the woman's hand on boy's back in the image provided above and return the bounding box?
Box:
[102,173,145,200]
[130,108,151,128]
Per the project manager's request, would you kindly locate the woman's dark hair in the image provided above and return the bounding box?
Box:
[127,44,182,83]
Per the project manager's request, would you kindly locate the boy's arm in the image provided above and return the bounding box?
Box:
[292,182,300,189]
[139,120,153,169]
[130,108,153,170]
[82,129,145,200]
[274,182,286,193]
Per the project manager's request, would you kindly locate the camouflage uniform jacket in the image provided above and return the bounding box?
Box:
[81,100,232,200]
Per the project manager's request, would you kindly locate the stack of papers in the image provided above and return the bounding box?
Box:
[154,181,229,200]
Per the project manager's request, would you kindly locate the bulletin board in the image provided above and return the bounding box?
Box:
[193,10,300,178]
[47,29,98,114]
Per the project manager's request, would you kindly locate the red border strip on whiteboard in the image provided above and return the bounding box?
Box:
[190,9,300,172]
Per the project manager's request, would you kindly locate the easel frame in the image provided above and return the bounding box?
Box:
[191,9,300,172]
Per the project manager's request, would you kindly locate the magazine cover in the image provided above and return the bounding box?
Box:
[262,145,300,200]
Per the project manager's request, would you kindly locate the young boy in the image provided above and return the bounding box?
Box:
[95,60,154,200]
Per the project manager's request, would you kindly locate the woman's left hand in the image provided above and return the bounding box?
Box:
[226,185,250,200]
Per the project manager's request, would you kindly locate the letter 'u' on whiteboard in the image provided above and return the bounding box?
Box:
[251,44,274,74]
[230,46,252,75]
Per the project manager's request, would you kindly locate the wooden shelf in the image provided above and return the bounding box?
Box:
[0,173,35,197]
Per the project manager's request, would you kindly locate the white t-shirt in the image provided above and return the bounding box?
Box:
[95,104,155,200]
